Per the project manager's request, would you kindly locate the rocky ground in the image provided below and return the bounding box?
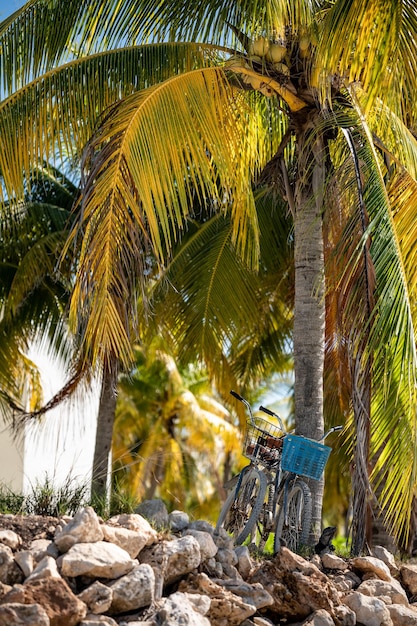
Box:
[0,501,417,625]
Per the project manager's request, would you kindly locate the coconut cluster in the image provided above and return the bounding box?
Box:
[224,31,315,95]
[224,37,290,95]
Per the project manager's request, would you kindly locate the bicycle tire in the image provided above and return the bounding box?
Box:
[216,466,267,545]
[274,478,312,553]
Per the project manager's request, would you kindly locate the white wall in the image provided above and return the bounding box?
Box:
[0,345,100,496]
[0,421,25,492]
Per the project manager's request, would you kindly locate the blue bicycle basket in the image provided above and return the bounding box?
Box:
[281,434,331,480]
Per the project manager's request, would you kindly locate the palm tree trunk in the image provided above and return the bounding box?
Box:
[293,110,326,542]
[350,351,373,554]
[91,359,118,504]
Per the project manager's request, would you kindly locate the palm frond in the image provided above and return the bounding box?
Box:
[0,42,221,199]
[150,188,292,397]
[326,108,417,540]
[68,67,269,369]
[318,1,417,120]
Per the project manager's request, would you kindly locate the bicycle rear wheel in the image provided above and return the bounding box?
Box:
[216,466,267,545]
[274,478,312,553]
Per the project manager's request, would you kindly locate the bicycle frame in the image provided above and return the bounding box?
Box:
[217,391,342,552]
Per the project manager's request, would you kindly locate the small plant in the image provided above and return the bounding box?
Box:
[0,485,25,514]
[332,534,351,558]
[89,478,141,519]
[24,473,88,517]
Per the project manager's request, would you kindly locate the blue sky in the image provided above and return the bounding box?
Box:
[0,0,26,20]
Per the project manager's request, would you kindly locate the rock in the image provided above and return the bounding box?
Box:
[372,545,399,576]
[234,545,253,579]
[135,499,169,529]
[60,541,135,579]
[329,569,361,594]
[29,539,59,562]
[333,603,356,626]
[179,572,256,626]
[387,603,417,624]
[182,591,211,615]
[214,579,273,610]
[321,553,349,571]
[101,524,149,559]
[140,535,201,585]
[0,602,50,625]
[77,581,113,614]
[204,557,223,578]
[26,555,60,582]
[253,618,275,626]
[247,547,340,621]
[156,591,210,625]
[0,504,412,626]
[80,616,118,625]
[168,510,190,532]
[0,545,23,585]
[106,513,157,548]
[351,555,392,581]
[301,608,335,625]
[358,578,409,605]
[189,520,215,534]
[107,563,155,613]
[0,530,21,551]
[54,508,103,553]
[3,577,87,626]
[216,547,238,568]
[14,551,34,578]
[400,562,417,595]
[343,591,393,625]
[183,529,218,560]
[213,526,235,550]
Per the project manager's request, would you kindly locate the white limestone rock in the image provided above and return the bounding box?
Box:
[60,541,135,579]
[108,563,155,614]
[351,555,392,582]
[77,581,113,615]
[54,507,104,553]
[343,591,393,626]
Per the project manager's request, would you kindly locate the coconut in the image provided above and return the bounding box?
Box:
[224,55,248,69]
[272,62,290,77]
[299,35,310,51]
[250,36,270,57]
[265,42,287,63]
[248,55,263,65]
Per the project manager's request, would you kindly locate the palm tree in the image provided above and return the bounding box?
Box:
[2,0,417,548]
[149,190,294,401]
[0,165,77,420]
[113,341,242,520]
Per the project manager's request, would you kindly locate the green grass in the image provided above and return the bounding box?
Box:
[0,486,25,514]
[332,534,352,557]
[0,474,143,519]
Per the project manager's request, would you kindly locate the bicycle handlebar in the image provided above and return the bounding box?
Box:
[230,390,256,425]
[231,391,343,443]
[320,425,343,442]
[259,405,286,433]
[259,402,343,442]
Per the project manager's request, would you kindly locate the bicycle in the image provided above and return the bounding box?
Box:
[215,390,342,553]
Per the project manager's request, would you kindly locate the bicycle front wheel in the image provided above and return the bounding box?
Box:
[274,478,312,553]
[216,466,267,545]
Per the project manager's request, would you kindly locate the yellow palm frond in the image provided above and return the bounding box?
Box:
[69,67,268,369]
[0,42,219,200]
